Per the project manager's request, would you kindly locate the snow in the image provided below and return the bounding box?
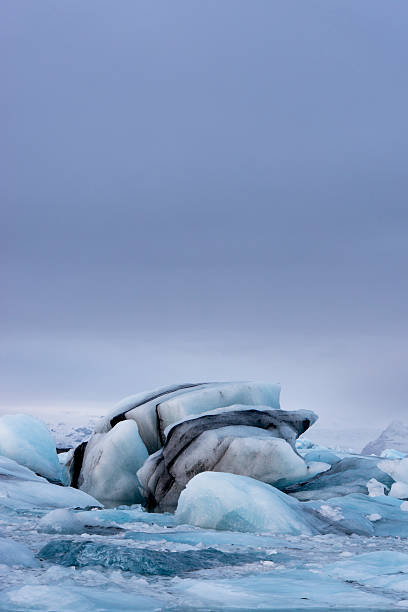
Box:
[76,420,148,504]
[0,414,67,483]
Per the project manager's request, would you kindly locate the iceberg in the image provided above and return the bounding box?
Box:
[0,414,67,483]
[69,420,148,504]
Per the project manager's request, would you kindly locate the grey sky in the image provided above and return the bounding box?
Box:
[1,1,407,428]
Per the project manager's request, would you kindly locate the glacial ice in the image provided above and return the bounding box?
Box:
[73,420,148,503]
[0,455,101,510]
[0,414,67,483]
[175,472,319,534]
[367,477,387,497]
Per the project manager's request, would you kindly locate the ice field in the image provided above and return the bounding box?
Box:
[2,382,408,610]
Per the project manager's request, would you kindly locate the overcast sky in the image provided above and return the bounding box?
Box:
[1,1,407,428]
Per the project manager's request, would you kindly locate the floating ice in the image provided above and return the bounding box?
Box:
[381,448,407,459]
[0,414,67,483]
[73,420,148,504]
[175,472,318,534]
[0,537,39,567]
[0,455,101,510]
[367,477,387,497]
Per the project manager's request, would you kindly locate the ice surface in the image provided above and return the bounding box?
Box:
[0,455,101,510]
[76,420,148,503]
[0,414,67,483]
[0,537,39,567]
[303,449,340,465]
[175,472,318,534]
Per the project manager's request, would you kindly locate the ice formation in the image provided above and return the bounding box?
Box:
[69,420,148,503]
[379,457,408,499]
[138,406,317,511]
[0,414,67,483]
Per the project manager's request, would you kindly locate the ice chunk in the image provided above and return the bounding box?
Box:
[0,455,101,510]
[379,457,408,499]
[0,414,67,483]
[0,537,39,567]
[75,420,148,504]
[175,472,318,534]
[303,449,340,465]
[367,477,386,497]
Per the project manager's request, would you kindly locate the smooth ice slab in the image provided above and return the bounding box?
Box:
[0,414,67,483]
[0,455,101,510]
[175,472,318,534]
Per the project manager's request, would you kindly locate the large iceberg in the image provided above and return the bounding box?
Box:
[362,421,408,456]
[137,406,318,512]
[0,414,67,483]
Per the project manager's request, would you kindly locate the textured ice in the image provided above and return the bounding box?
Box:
[0,414,67,483]
[0,537,39,567]
[138,407,317,512]
[38,538,272,575]
[175,472,319,534]
[0,455,101,510]
[286,455,394,501]
[75,420,148,503]
[303,449,340,465]
[99,381,281,453]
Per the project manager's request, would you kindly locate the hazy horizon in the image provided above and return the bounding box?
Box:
[2,1,408,429]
